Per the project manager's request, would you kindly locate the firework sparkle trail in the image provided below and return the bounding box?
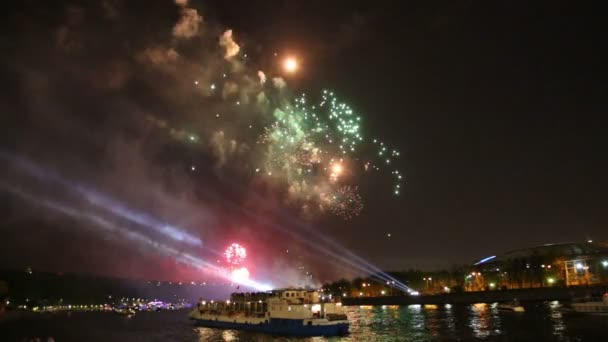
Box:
[224,243,247,266]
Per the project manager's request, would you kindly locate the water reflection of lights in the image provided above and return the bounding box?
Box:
[221,330,237,341]
[424,304,438,310]
[489,302,502,335]
[309,337,328,342]
[469,303,492,338]
[444,303,456,334]
[548,301,566,337]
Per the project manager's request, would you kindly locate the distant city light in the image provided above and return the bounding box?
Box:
[381,290,386,295]
[576,263,583,270]
[547,278,555,284]
[602,260,608,267]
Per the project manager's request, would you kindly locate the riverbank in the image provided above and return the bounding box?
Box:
[343,285,608,305]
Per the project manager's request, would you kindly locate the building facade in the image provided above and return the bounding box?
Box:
[467,241,608,291]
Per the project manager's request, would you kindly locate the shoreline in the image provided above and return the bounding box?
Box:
[342,284,608,306]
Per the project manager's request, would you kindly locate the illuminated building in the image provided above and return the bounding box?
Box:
[469,241,608,290]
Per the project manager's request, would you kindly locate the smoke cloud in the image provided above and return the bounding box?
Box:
[219,30,240,59]
[257,71,267,85]
[272,77,286,89]
[139,47,180,65]
[173,6,203,39]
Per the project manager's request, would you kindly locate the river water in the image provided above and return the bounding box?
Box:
[1,301,606,341]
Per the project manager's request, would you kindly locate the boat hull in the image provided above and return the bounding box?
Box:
[191,317,349,337]
[497,305,525,312]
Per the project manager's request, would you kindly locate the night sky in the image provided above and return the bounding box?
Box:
[1,1,607,284]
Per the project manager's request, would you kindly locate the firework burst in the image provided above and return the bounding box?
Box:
[145,24,405,220]
[224,243,247,266]
[323,185,363,219]
[249,88,403,219]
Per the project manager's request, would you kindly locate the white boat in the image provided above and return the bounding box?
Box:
[497,300,525,312]
[571,293,608,314]
[189,289,349,337]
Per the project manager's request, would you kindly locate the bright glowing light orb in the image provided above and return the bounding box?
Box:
[231,267,250,282]
[284,57,298,73]
[331,163,343,175]
[224,243,247,266]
